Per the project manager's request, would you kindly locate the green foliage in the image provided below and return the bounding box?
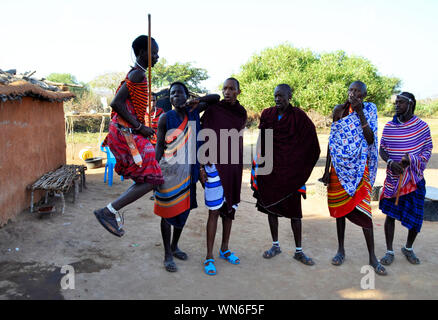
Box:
[233,44,401,115]
[88,60,209,95]
[152,58,209,93]
[46,72,79,84]
[381,98,438,117]
[416,99,438,117]
[47,73,102,117]
[65,90,101,112]
[46,72,89,97]
[64,88,108,132]
[89,72,125,94]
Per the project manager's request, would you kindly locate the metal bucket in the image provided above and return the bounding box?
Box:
[85,157,103,169]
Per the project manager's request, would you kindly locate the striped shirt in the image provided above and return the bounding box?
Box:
[380,115,433,198]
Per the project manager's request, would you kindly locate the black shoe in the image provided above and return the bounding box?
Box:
[93,208,125,237]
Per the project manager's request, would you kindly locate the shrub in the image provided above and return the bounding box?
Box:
[233,44,400,116]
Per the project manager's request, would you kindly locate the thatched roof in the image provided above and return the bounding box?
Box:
[0,69,75,103]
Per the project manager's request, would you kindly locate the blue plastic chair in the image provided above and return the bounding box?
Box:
[100,145,124,186]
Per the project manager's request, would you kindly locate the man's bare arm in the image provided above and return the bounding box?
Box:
[190,94,221,113]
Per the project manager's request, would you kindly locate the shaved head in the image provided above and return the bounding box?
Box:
[276,84,292,95]
[225,77,240,91]
[349,81,367,95]
[274,84,293,109]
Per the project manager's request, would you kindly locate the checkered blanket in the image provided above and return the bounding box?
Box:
[329,102,378,197]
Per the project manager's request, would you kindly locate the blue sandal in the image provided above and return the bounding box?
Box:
[204,259,216,276]
[219,249,240,265]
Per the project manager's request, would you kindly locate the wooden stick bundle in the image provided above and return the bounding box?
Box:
[29,165,84,192]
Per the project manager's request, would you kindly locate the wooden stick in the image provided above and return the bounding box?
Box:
[147,13,152,128]
[395,171,405,206]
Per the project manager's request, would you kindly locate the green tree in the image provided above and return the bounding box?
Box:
[46,73,89,97]
[89,72,126,94]
[233,44,401,115]
[152,59,209,93]
[88,60,209,94]
[46,73,102,113]
[46,72,79,85]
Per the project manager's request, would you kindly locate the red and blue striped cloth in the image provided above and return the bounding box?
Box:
[380,115,433,199]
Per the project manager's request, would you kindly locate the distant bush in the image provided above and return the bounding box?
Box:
[46,73,89,98]
[380,98,438,118]
[233,44,401,116]
[152,58,209,93]
[64,90,107,133]
[245,110,260,129]
[414,99,438,117]
[64,90,102,113]
[67,116,110,133]
[245,108,331,130]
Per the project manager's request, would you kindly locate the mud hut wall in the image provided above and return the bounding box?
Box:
[0,97,66,226]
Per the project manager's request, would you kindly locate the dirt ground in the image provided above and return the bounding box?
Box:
[1,128,437,300]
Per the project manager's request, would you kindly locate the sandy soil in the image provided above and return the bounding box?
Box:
[1,129,437,300]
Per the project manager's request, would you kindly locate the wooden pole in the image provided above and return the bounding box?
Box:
[147,14,152,128]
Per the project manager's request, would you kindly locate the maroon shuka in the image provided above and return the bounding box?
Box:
[201,99,247,215]
[255,105,320,218]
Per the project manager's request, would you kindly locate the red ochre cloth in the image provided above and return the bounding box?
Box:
[102,70,163,185]
[328,164,372,228]
[145,107,164,146]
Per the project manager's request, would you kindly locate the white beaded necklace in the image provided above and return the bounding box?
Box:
[135,61,147,73]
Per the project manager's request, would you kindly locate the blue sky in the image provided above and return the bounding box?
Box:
[1,0,437,99]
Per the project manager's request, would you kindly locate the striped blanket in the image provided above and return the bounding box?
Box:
[328,165,372,219]
[204,164,239,212]
[154,115,193,219]
[380,115,433,198]
[204,164,225,210]
[101,69,163,185]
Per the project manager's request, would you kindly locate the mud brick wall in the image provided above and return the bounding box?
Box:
[0,97,66,226]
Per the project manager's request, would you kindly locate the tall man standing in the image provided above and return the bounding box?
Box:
[379,92,433,265]
[320,81,386,275]
[252,84,320,265]
[200,78,247,276]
